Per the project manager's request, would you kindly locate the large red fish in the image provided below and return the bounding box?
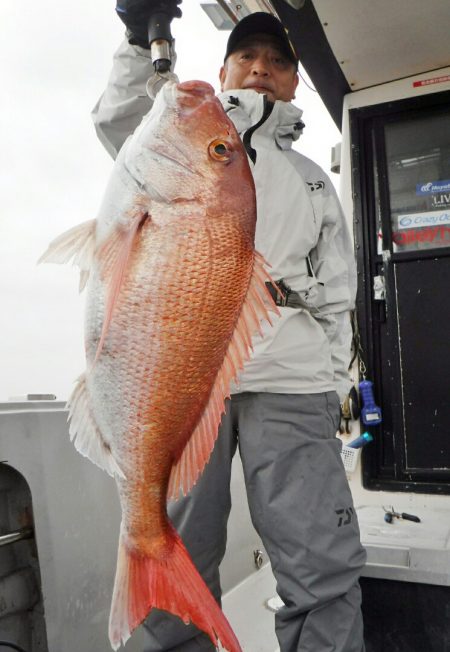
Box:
[40,80,278,650]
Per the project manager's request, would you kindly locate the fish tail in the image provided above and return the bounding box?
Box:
[109,524,242,652]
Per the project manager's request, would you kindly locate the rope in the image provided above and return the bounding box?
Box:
[350,310,367,378]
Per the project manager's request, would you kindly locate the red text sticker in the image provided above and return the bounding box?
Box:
[413,74,450,88]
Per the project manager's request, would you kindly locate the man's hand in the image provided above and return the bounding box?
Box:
[115,0,182,49]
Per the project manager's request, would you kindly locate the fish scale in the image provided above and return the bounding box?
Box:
[39,79,279,651]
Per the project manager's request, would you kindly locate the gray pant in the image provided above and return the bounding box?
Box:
[142,392,366,652]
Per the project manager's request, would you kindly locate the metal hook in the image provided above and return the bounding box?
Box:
[146,71,179,100]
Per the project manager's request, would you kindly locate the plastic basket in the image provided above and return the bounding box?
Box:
[340,445,360,473]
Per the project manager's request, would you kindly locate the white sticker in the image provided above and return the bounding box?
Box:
[397,210,450,230]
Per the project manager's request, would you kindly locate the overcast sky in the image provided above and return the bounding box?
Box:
[0,0,340,402]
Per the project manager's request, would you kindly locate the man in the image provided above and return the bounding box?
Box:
[93,8,366,652]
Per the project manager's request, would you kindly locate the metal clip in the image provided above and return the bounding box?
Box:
[382,505,421,524]
[275,279,290,307]
[146,70,179,100]
[253,549,264,570]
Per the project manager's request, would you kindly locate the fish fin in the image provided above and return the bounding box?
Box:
[67,374,125,479]
[109,524,242,652]
[38,219,96,292]
[168,251,279,500]
[94,212,148,362]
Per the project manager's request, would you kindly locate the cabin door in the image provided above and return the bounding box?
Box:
[351,91,450,493]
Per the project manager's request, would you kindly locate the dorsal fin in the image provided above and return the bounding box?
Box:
[167,251,279,500]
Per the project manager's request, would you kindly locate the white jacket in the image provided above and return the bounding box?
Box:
[92,39,357,401]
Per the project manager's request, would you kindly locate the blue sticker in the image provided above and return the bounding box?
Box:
[416,180,450,195]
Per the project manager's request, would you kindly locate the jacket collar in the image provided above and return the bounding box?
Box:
[218,89,304,150]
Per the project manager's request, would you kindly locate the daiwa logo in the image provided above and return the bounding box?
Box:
[416,179,450,195]
[335,507,354,527]
[398,210,450,229]
[307,181,325,192]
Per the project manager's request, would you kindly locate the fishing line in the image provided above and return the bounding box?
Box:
[298,69,317,93]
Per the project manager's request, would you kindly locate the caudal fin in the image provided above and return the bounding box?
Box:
[109,524,242,652]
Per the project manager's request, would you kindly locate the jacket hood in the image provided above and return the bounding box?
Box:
[218,89,305,150]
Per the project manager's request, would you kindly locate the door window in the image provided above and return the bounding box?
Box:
[385,114,450,252]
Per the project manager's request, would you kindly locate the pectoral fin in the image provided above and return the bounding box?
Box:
[94,211,149,362]
[38,219,96,292]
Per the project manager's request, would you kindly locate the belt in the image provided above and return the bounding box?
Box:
[265,279,312,311]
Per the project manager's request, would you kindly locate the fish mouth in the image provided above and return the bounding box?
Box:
[176,81,217,111]
[161,80,216,111]
[177,80,215,98]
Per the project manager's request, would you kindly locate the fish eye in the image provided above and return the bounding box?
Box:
[208,139,232,162]
[214,143,227,156]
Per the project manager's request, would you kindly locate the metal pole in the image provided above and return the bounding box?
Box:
[0,528,33,547]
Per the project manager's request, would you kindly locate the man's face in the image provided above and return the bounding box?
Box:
[219,34,299,103]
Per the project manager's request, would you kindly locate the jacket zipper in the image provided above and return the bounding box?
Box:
[242,97,274,164]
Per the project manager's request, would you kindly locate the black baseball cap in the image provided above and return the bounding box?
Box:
[224,12,298,66]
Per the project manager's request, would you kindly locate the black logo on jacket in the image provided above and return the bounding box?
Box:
[307,181,325,192]
[335,507,354,527]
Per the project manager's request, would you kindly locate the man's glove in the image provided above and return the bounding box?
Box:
[115,0,182,49]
